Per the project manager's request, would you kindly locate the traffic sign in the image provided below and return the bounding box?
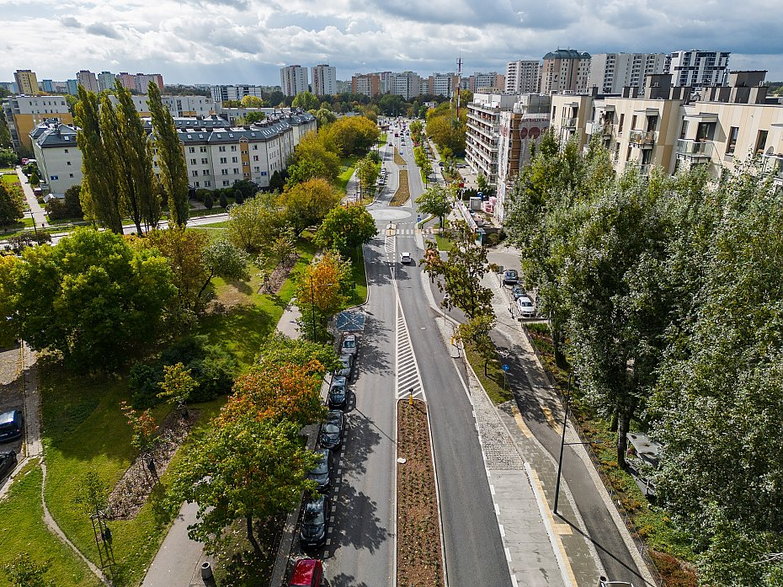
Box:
[502,364,511,372]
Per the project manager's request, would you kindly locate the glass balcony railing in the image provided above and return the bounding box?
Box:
[676,139,714,158]
[761,154,783,184]
[629,130,657,147]
[561,117,577,128]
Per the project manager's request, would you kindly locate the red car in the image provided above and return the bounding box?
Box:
[289,559,324,587]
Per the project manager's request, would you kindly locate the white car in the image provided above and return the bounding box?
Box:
[516,295,536,318]
[400,252,413,264]
[340,334,358,356]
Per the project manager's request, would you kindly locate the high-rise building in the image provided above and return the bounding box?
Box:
[14,70,39,95]
[118,72,135,90]
[311,65,337,96]
[2,95,73,150]
[280,65,309,97]
[98,71,117,91]
[427,73,459,97]
[134,73,164,94]
[210,85,264,103]
[504,61,540,94]
[666,50,731,87]
[469,72,503,93]
[389,72,422,100]
[66,80,78,95]
[539,50,591,94]
[351,74,381,97]
[40,79,55,93]
[76,70,99,93]
[588,53,667,94]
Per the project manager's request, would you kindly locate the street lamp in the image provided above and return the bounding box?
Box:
[553,373,572,515]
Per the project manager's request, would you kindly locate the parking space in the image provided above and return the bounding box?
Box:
[0,346,24,487]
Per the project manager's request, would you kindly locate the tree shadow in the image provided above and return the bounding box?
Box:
[352,315,392,378]
[326,574,370,587]
[339,409,384,477]
[329,484,389,554]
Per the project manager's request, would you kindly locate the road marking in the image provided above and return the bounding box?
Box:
[541,406,559,430]
[505,547,513,563]
[513,412,534,439]
[498,524,505,538]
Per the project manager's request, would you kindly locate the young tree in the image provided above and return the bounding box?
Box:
[3,553,53,587]
[314,203,378,257]
[281,178,341,235]
[200,238,250,299]
[421,220,493,320]
[148,82,189,227]
[0,182,24,229]
[158,362,198,416]
[355,155,381,199]
[168,415,319,554]
[292,91,319,111]
[227,193,285,254]
[415,185,452,227]
[457,314,496,375]
[120,401,158,456]
[296,251,352,341]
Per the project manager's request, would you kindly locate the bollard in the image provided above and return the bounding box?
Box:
[201,561,217,586]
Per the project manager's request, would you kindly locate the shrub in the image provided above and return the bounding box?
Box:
[203,193,214,209]
[219,192,228,209]
[195,189,211,202]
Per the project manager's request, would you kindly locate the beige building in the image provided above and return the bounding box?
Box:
[14,70,39,95]
[351,74,381,97]
[466,93,519,185]
[2,95,73,151]
[76,70,99,93]
[505,61,540,94]
[540,50,591,94]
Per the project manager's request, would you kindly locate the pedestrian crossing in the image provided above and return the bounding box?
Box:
[395,299,425,402]
[392,227,434,236]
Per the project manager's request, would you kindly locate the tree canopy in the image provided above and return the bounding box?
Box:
[315,203,378,256]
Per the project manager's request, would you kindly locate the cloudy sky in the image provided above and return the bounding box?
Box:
[2,0,783,85]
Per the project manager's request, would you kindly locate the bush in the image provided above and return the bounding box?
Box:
[129,363,164,408]
[203,193,214,209]
[219,192,228,209]
[195,189,211,202]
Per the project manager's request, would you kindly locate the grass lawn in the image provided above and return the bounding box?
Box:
[0,460,100,587]
[346,245,368,307]
[188,207,230,219]
[336,156,360,193]
[434,234,453,252]
[1,173,20,186]
[465,346,513,404]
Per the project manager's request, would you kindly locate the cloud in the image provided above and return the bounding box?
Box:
[85,22,121,39]
[60,16,82,28]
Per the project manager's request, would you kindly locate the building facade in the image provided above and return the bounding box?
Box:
[505,61,541,94]
[666,50,731,88]
[540,50,591,94]
[280,65,309,97]
[30,122,82,196]
[210,85,264,103]
[427,73,459,97]
[311,65,337,96]
[14,70,39,95]
[76,70,99,93]
[351,74,381,97]
[97,71,117,91]
[588,53,667,94]
[389,72,422,100]
[2,95,73,151]
[469,72,503,93]
[465,92,519,185]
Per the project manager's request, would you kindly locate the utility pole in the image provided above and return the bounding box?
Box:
[455,57,463,123]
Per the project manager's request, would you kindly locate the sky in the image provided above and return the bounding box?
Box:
[2,0,783,86]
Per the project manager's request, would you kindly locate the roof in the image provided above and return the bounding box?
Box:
[290,559,321,584]
[31,122,78,148]
[0,410,19,425]
[543,49,591,60]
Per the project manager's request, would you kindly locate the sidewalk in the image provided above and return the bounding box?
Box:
[15,166,49,228]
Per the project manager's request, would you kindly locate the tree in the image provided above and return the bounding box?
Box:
[314,107,337,128]
[148,82,189,227]
[286,131,341,186]
[255,332,340,374]
[457,314,496,375]
[240,95,264,108]
[281,178,341,235]
[323,116,380,157]
[0,255,19,324]
[415,185,451,227]
[203,193,213,209]
[201,238,250,298]
[425,104,466,157]
[314,204,378,257]
[158,362,198,415]
[11,228,176,370]
[241,111,266,125]
[46,184,84,221]
[119,402,158,456]
[227,193,285,254]
[296,251,353,341]
[219,191,228,208]
[168,415,319,554]
[355,155,381,200]
[409,120,424,145]
[0,182,24,229]
[0,147,17,167]
[292,91,319,111]
[421,220,494,320]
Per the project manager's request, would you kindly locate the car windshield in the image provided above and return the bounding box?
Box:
[311,456,328,475]
[323,424,339,434]
[520,301,533,307]
[343,340,355,349]
[340,358,350,368]
[304,503,325,524]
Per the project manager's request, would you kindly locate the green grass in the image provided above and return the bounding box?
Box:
[188,207,230,218]
[465,346,514,405]
[336,155,360,193]
[345,246,368,307]
[434,234,453,252]
[1,173,20,186]
[0,460,101,587]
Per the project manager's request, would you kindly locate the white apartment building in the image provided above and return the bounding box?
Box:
[427,73,458,97]
[311,65,337,96]
[2,95,73,150]
[280,65,309,97]
[30,122,82,196]
[588,53,667,94]
[76,70,99,93]
[540,50,591,94]
[505,61,540,94]
[97,71,116,91]
[390,72,422,100]
[666,50,731,88]
[210,85,264,103]
[465,92,519,185]
[469,72,503,93]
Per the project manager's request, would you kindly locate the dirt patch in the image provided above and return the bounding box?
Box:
[396,399,444,586]
[390,170,410,207]
[258,255,298,295]
[107,409,198,520]
[393,148,406,166]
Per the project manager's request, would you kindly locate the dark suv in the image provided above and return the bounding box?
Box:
[0,410,23,443]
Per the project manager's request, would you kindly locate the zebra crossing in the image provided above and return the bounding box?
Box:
[395,298,425,402]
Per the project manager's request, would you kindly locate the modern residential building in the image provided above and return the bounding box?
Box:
[389,71,422,100]
[588,53,667,94]
[505,61,541,94]
[280,65,309,97]
[666,50,731,88]
[118,72,136,90]
[97,71,117,91]
[539,49,591,94]
[66,79,78,95]
[311,65,337,96]
[76,70,99,93]
[351,73,381,97]
[427,73,459,97]
[469,72,503,93]
[210,85,264,103]
[134,73,164,94]
[40,79,55,93]
[0,82,18,94]
[465,92,519,185]
[14,70,39,95]
[30,121,82,196]
[2,95,73,151]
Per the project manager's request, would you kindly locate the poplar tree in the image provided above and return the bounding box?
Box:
[74,86,123,233]
[148,82,189,227]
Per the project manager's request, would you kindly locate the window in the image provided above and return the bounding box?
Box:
[726,126,739,155]
[252,145,258,150]
[51,175,58,180]
[69,173,74,178]
[219,146,226,152]
[223,180,230,186]
[205,181,211,187]
[254,166,260,172]
[696,122,716,142]
[253,155,259,161]
[64,149,69,153]
[221,169,228,175]
[230,145,237,151]
[66,161,71,166]
[233,168,239,174]
[200,146,207,152]
[189,147,195,153]
[232,156,238,163]
[260,171,268,176]
[190,158,196,165]
[202,169,209,175]
[755,130,768,154]
[219,157,227,164]
[201,158,208,164]
[194,181,200,187]
[631,115,637,130]
[192,170,198,177]
[680,121,688,140]
[618,113,625,133]
[243,161,248,166]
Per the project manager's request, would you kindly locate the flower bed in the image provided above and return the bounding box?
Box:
[396,399,445,586]
[390,170,410,206]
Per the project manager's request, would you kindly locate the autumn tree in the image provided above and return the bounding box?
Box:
[240,95,264,108]
[0,182,24,229]
[120,401,158,456]
[314,203,378,257]
[296,250,353,341]
[158,362,198,416]
[227,193,286,254]
[355,154,381,198]
[323,116,380,157]
[281,178,341,235]
[286,131,341,186]
[148,82,189,227]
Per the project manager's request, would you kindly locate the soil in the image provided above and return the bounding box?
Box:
[258,255,299,295]
[396,399,445,587]
[107,409,199,520]
[391,170,410,207]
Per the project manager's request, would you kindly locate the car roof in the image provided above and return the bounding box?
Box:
[518,296,533,304]
[291,559,321,583]
[332,375,346,385]
[402,251,411,255]
[0,411,19,425]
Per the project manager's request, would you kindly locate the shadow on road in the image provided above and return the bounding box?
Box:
[341,410,384,476]
[331,483,389,554]
[326,573,370,587]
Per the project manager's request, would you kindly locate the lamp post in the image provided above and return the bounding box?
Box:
[553,373,572,515]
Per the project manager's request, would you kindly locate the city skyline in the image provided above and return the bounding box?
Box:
[2,0,783,85]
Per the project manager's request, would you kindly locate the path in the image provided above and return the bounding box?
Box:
[15,166,49,228]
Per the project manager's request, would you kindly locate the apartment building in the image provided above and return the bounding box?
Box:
[76,70,99,93]
[588,53,667,94]
[468,72,503,93]
[2,95,73,151]
[280,65,309,97]
[311,65,337,96]
[115,72,165,93]
[465,92,519,185]
[14,70,39,95]
[427,73,459,97]
[210,85,264,103]
[351,74,381,97]
[505,61,540,94]
[666,50,730,88]
[540,50,591,94]
[390,72,422,100]
[30,122,82,196]
[97,71,116,91]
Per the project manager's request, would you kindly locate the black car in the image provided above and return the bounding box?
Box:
[502,269,519,286]
[319,410,345,449]
[307,448,331,492]
[334,354,354,380]
[328,376,348,409]
[0,410,23,443]
[300,495,330,548]
[0,450,17,479]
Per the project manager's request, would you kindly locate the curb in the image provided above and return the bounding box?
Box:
[423,402,448,586]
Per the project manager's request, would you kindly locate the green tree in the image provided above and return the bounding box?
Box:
[292,91,319,111]
[415,185,452,227]
[0,182,24,229]
[11,228,176,370]
[240,95,264,108]
[314,203,378,257]
[409,120,423,145]
[227,193,285,254]
[148,82,189,227]
[324,116,380,157]
[158,362,198,415]
[355,155,381,199]
[255,332,340,373]
[241,111,266,124]
[286,131,341,186]
[426,104,466,157]
[168,415,319,554]
[201,238,250,298]
[0,147,17,167]
[421,220,493,319]
[314,107,337,128]
[457,314,496,375]
[281,178,341,235]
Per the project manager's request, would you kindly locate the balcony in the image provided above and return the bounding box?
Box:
[676,139,714,159]
[560,117,577,129]
[761,154,783,187]
[586,121,612,136]
[629,130,657,148]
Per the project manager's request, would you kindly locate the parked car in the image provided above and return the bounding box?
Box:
[502,269,519,285]
[340,334,358,357]
[0,450,17,479]
[319,410,345,449]
[288,559,324,587]
[300,495,330,548]
[516,295,536,318]
[511,285,526,300]
[328,376,348,409]
[400,251,413,264]
[334,354,354,380]
[307,448,331,492]
[0,410,23,443]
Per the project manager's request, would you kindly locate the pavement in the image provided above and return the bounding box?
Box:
[15,166,49,228]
